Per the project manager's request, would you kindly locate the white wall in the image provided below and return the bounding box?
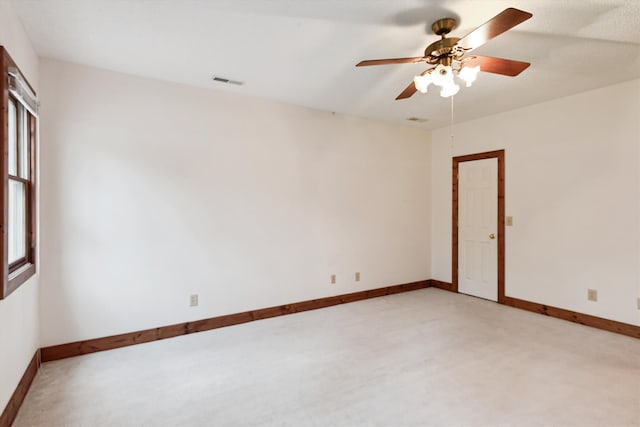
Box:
[0,0,39,412]
[431,79,640,326]
[38,59,431,346]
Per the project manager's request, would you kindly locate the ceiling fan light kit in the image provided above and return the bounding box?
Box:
[413,63,480,98]
[356,8,533,100]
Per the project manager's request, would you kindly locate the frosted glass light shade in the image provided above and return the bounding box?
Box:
[440,83,460,98]
[459,65,480,87]
[431,64,454,87]
[413,73,433,93]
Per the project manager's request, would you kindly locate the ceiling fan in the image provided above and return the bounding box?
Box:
[356,8,533,99]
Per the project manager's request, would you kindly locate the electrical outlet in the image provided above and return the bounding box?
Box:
[330,274,336,284]
[587,289,597,302]
[637,298,640,310]
[355,272,361,282]
[190,294,199,307]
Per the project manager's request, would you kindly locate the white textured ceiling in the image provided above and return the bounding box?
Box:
[11,0,640,129]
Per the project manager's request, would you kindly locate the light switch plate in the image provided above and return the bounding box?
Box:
[506,216,513,226]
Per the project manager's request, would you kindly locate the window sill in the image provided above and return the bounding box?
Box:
[5,262,36,298]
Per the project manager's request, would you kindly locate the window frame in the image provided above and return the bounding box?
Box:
[1,46,37,299]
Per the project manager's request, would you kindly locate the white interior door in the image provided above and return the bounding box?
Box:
[458,158,498,301]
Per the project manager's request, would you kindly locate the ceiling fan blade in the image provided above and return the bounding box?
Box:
[455,8,532,52]
[396,68,434,100]
[464,55,530,76]
[356,57,424,67]
[396,82,419,100]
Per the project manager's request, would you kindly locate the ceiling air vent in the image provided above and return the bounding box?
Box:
[406,117,429,123]
[212,76,244,86]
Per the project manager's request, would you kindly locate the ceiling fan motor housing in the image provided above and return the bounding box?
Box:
[424,37,462,64]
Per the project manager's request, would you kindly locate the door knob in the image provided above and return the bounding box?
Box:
[489,233,496,239]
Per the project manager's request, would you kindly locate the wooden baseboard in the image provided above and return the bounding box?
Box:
[502,296,640,339]
[429,279,455,292]
[429,280,640,339]
[4,280,638,423]
[0,349,40,427]
[41,280,431,362]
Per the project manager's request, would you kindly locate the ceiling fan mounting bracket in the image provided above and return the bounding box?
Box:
[431,18,457,37]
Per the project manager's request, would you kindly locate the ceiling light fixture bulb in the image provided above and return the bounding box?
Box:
[431,64,454,87]
[458,65,480,87]
[440,83,460,98]
[413,73,433,93]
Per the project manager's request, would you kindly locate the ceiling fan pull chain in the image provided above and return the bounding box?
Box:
[450,94,455,150]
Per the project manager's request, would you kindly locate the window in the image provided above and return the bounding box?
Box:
[1,46,37,299]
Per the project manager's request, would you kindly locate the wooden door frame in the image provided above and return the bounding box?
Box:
[452,149,505,303]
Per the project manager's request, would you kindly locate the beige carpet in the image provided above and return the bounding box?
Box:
[15,288,640,426]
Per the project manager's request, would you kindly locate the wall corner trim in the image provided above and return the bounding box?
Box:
[430,279,454,291]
